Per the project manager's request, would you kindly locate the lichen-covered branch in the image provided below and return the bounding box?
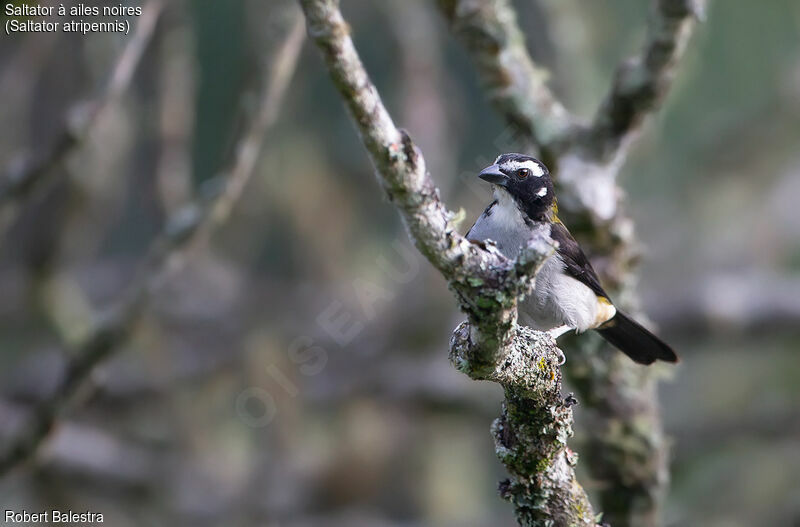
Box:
[0,14,306,477]
[451,323,596,526]
[565,341,668,527]
[437,1,707,526]
[560,5,705,526]
[300,1,596,524]
[435,0,574,160]
[301,0,471,277]
[300,0,555,377]
[0,0,163,241]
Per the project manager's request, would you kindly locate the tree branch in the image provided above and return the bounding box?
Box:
[580,0,704,163]
[436,2,707,526]
[301,0,557,373]
[435,0,574,160]
[0,12,307,477]
[558,6,705,525]
[451,323,595,526]
[300,1,596,524]
[0,0,164,240]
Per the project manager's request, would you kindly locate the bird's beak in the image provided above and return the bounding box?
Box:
[478,164,508,186]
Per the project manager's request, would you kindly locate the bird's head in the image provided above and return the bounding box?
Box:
[478,153,555,221]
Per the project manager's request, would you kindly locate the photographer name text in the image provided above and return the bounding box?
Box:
[5,510,103,523]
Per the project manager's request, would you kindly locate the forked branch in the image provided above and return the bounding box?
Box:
[436,2,705,526]
[299,1,597,524]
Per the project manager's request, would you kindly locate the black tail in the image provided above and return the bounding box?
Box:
[595,311,678,365]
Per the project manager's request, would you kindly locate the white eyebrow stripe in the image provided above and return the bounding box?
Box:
[504,160,545,177]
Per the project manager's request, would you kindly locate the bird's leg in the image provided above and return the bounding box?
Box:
[548,325,573,338]
[545,325,571,365]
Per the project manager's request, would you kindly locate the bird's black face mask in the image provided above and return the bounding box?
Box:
[478,154,555,221]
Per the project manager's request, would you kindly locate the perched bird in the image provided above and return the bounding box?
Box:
[467,153,677,365]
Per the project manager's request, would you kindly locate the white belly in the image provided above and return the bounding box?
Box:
[519,254,603,332]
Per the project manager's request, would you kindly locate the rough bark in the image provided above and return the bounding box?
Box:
[299,0,553,376]
[299,1,599,525]
[451,323,595,526]
[437,1,706,526]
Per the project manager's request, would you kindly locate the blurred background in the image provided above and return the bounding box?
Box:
[1,0,799,526]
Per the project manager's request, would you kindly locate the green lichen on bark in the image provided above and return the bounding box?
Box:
[565,334,670,527]
[452,324,596,527]
[435,1,706,524]
[301,1,600,524]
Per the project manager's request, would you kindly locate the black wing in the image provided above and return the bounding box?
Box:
[550,223,609,299]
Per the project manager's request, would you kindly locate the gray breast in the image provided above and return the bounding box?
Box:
[467,192,601,332]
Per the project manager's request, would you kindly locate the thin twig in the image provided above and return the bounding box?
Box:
[208,15,306,227]
[0,12,307,477]
[0,0,163,240]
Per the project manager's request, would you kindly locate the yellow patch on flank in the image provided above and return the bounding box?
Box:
[593,297,617,328]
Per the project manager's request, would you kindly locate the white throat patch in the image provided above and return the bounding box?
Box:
[491,188,527,230]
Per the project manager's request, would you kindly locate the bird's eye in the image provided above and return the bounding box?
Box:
[518,168,530,179]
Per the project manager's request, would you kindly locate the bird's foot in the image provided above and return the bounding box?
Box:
[555,348,566,366]
[546,326,570,365]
